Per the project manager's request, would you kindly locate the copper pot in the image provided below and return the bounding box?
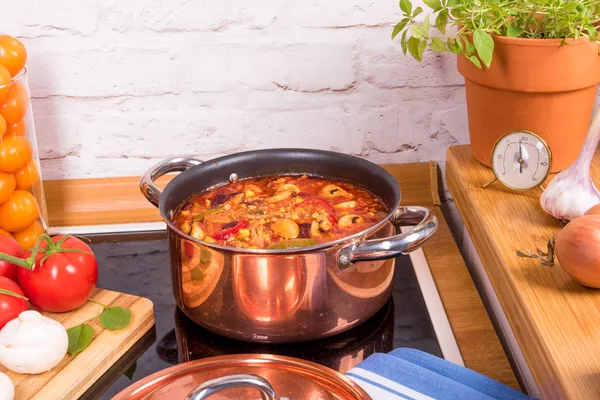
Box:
[140,149,437,343]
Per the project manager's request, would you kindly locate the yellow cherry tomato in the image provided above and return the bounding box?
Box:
[13,220,44,250]
[0,172,15,204]
[0,35,27,77]
[0,65,10,103]
[5,120,25,137]
[14,160,39,190]
[0,190,39,232]
[0,135,32,173]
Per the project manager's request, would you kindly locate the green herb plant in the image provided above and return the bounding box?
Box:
[392,0,600,68]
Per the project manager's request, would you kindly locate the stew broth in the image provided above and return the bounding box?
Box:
[173,175,389,249]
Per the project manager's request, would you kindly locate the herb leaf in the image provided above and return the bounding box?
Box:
[67,323,94,356]
[507,25,524,38]
[124,361,137,380]
[407,36,423,61]
[400,30,408,55]
[435,9,448,34]
[473,29,494,68]
[468,55,482,68]
[392,18,409,40]
[411,25,427,39]
[423,0,442,12]
[399,0,411,15]
[431,38,447,53]
[100,307,132,330]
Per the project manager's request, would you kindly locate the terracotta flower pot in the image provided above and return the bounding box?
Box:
[458,36,600,172]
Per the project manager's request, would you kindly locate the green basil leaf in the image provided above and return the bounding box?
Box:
[124,361,137,380]
[407,36,422,61]
[412,6,423,18]
[411,25,428,39]
[399,0,412,15]
[423,14,430,32]
[473,29,494,68]
[507,25,524,38]
[430,37,448,52]
[586,25,598,39]
[468,55,482,68]
[392,18,409,40]
[191,266,205,281]
[423,0,442,12]
[401,30,408,55]
[435,9,448,34]
[100,307,132,330]
[67,323,94,356]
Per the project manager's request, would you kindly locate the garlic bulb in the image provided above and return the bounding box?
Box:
[540,108,600,220]
[0,310,68,374]
[0,372,13,400]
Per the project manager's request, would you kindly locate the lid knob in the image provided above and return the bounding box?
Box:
[186,373,280,400]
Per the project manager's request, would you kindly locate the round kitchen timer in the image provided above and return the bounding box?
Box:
[482,130,552,191]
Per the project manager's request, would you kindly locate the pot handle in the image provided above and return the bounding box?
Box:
[186,374,277,400]
[337,206,437,270]
[140,157,203,208]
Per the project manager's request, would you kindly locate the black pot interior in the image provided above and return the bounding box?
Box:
[160,149,401,219]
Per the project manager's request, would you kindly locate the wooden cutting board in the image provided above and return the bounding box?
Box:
[0,288,154,400]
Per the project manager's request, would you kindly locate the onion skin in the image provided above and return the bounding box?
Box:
[585,204,600,216]
[555,215,600,288]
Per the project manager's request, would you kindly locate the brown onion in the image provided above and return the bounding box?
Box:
[585,204,600,216]
[555,215,600,288]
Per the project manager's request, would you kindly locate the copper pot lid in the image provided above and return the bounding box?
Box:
[113,354,371,400]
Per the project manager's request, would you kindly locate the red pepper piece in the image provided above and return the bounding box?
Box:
[213,220,249,240]
[297,198,337,223]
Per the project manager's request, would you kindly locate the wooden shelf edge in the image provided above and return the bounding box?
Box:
[446,146,565,398]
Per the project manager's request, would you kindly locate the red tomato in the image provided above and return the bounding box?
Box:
[18,235,98,312]
[5,120,25,137]
[0,35,27,77]
[0,276,27,329]
[0,82,29,125]
[0,235,22,281]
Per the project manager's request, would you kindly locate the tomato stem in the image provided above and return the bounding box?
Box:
[0,233,93,271]
[0,288,28,300]
[0,251,33,269]
[87,298,108,309]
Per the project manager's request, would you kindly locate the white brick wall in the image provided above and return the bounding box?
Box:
[4,0,470,180]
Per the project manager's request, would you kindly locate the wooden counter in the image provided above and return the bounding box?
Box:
[42,161,518,389]
[447,145,600,399]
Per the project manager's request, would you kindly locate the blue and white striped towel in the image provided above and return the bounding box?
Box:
[345,348,536,400]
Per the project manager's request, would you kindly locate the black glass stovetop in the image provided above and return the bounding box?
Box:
[89,235,441,399]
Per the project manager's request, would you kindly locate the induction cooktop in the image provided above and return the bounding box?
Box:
[62,226,461,399]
